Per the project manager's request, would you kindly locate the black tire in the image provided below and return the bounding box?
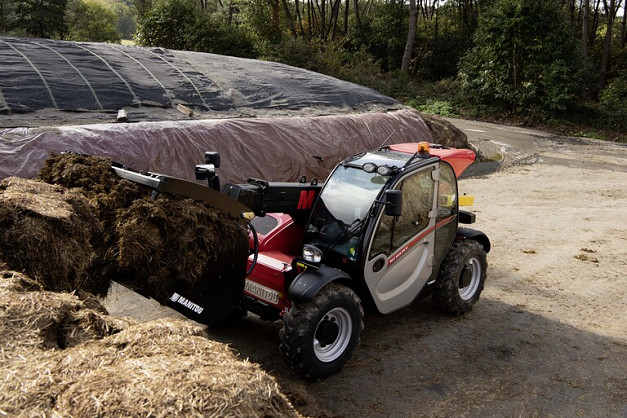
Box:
[279,283,364,379]
[433,240,487,315]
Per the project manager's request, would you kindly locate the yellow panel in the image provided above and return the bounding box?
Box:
[459,195,474,206]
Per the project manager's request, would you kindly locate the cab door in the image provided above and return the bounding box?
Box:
[364,164,438,314]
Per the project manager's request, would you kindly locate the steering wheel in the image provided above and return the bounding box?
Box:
[247,222,259,276]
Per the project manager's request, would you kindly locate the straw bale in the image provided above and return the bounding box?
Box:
[0,270,132,358]
[0,308,300,417]
[0,177,108,296]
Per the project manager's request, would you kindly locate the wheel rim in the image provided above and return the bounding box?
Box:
[458,258,481,301]
[313,307,353,363]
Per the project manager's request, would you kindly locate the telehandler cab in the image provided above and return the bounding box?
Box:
[113,141,490,378]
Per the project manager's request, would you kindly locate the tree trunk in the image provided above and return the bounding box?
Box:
[327,0,341,40]
[354,0,364,40]
[582,0,589,57]
[307,0,312,40]
[600,0,616,89]
[281,0,297,37]
[344,0,349,34]
[434,2,439,40]
[591,0,602,49]
[621,0,626,48]
[401,0,417,73]
[294,0,304,36]
[227,0,234,25]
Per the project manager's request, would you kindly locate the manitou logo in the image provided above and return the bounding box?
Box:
[170,293,204,314]
[297,190,316,210]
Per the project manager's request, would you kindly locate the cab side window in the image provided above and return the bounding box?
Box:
[434,163,458,268]
[436,163,457,222]
[369,168,435,258]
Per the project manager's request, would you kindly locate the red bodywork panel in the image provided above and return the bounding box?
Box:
[246,214,302,311]
[389,143,476,177]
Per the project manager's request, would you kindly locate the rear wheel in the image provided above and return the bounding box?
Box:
[280,283,363,378]
[433,240,487,315]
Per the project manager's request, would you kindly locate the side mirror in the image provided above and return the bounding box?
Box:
[384,190,402,217]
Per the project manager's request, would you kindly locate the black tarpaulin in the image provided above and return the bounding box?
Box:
[0,37,400,124]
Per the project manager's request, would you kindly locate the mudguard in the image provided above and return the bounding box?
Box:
[457,227,491,253]
[288,265,351,302]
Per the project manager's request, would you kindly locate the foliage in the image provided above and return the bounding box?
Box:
[361,1,407,72]
[458,0,588,116]
[599,74,627,133]
[414,100,459,117]
[135,0,196,49]
[188,15,258,58]
[66,0,120,43]
[238,0,287,46]
[136,0,257,57]
[14,0,69,38]
[0,0,17,34]
[113,1,137,39]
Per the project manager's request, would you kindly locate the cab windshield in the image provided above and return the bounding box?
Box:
[305,165,388,258]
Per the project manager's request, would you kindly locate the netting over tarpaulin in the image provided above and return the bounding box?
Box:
[0,36,401,125]
[0,109,432,183]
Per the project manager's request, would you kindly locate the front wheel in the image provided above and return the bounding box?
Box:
[433,240,487,315]
[280,283,364,379]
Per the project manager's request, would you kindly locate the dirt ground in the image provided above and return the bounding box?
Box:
[104,119,627,417]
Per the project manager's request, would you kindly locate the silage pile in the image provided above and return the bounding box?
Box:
[0,270,301,417]
[0,153,248,309]
[0,177,108,296]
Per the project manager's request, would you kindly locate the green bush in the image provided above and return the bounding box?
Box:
[136,0,257,57]
[66,0,120,43]
[135,0,197,50]
[601,75,627,113]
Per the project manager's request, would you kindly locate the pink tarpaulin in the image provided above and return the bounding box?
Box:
[0,109,432,184]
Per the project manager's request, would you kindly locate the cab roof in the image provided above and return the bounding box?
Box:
[389,143,476,177]
[344,143,476,178]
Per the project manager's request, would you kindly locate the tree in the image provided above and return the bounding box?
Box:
[136,0,197,50]
[15,0,68,38]
[600,0,618,88]
[113,2,137,39]
[0,0,18,34]
[459,0,587,114]
[132,0,154,17]
[136,0,257,57]
[65,0,120,42]
[621,0,626,48]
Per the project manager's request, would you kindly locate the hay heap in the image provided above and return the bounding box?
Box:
[0,270,301,417]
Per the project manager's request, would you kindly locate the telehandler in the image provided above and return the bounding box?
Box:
[113,141,490,378]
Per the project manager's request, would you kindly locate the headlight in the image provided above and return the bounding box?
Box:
[376,165,392,176]
[302,245,323,263]
[362,163,376,173]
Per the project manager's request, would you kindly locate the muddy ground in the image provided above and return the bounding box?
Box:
[105,119,627,417]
